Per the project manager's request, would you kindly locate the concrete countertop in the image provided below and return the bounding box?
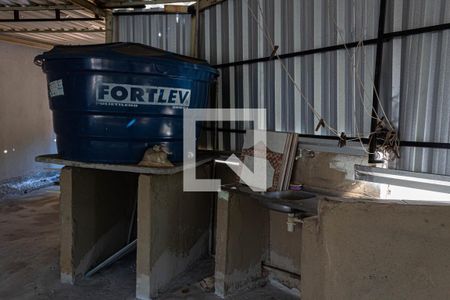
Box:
[303,186,450,206]
[35,154,215,175]
[219,184,450,216]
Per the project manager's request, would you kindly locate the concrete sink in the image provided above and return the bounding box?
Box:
[251,190,318,214]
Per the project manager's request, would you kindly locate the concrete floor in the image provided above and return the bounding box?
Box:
[0,186,298,300]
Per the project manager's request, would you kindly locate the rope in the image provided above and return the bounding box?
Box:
[246,0,400,159]
[326,2,400,157]
[248,1,340,137]
[326,5,395,131]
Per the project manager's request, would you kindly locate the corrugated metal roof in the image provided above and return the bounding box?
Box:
[0,0,105,46]
[0,0,67,6]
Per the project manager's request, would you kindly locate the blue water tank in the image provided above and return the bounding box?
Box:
[35,43,218,163]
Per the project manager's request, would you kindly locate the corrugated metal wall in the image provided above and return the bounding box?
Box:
[201,0,380,151]
[382,0,450,175]
[114,13,192,55]
[113,0,450,176]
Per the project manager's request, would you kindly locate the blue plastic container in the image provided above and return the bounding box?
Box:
[35,43,218,163]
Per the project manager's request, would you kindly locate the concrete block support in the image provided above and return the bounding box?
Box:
[136,165,212,300]
[214,190,270,298]
[301,198,450,300]
[268,210,302,290]
[59,167,138,284]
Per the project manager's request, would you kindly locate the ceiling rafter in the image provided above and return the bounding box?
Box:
[0,1,107,47]
[0,5,81,11]
[197,0,224,11]
[0,16,103,22]
[66,0,106,17]
[100,0,195,9]
[103,0,225,13]
[0,28,105,33]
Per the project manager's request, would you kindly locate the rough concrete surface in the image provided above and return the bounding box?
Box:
[301,197,450,300]
[215,190,270,298]
[265,151,381,291]
[268,210,301,290]
[136,167,212,299]
[0,186,297,300]
[292,152,380,198]
[59,167,138,284]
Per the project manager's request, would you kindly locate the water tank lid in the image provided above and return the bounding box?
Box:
[37,42,218,75]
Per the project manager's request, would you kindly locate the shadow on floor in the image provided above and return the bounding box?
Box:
[0,186,298,300]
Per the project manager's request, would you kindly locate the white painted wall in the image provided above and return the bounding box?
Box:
[0,41,56,181]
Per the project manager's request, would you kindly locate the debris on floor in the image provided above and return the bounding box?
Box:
[198,276,215,293]
[0,170,59,201]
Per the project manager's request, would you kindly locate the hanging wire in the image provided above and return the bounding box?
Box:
[250,0,378,152]
[354,40,382,122]
[247,1,340,137]
[357,38,401,160]
[326,6,395,130]
[326,1,400,159]
[246,0,400,159]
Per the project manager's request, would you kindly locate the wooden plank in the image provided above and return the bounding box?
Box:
[164,5,189,13]
[0,5,81,11]
[105,10,113,42]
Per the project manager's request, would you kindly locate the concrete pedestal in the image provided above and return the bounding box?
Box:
[301,198,450,300]
[214,190,270,298]
[37,155,213,300]
[59,167,138,284]
[136,169,211,299]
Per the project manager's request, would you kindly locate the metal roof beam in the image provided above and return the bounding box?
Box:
[101,0,195,9]
[67,0,106,17]
[197,0,225,11]
[0,5,82,11]
[0,17,103,22]
[0,28,105,33]
[106,1,225,13]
